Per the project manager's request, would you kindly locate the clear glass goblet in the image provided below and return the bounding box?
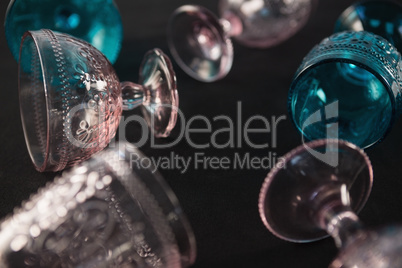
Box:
[259,139,402,267]
[288,30,402,149]
[167,0,316,82]
[19,29,178,172]
[5,0,123,63]
[334,0,402,53]
[0,142,196,268]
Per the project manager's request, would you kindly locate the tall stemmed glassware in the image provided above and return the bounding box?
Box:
[167,0,316,82]
[19,29,178,172]
[259,139,402,267]
[0,142,196,267]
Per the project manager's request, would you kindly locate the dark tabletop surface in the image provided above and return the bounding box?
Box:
[1,0,402,267]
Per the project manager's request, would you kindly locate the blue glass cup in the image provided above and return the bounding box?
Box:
[334,0,402,53]
[288,31,402,149]
[5,0,123,63]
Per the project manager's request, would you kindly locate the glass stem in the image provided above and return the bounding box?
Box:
[121,81,149,111]
[219,11,243,37]
[312,183,363,249]
[322,207,363,249]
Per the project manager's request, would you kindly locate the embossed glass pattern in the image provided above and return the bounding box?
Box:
[259,139,402,267]
[0,142,196,268]
[288,31,402,149]
[19,30,178,172]
[334,0,402,53]
[168,0,316,82]
[5,0,123,63]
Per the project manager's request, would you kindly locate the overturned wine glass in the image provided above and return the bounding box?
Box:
[5,0,123,63]
[259,139,402,267]
[0,142,196,267]
[19,29,178,172]
[288,30,402,149]
[167,0,316,82]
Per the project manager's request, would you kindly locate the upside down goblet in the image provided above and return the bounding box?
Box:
[19,29,178,172]
[288,30,402,149]
[167,0,316,82]
[259,139,402,267]
[0,142,196,267]
[334,0,402,53]
[5,0,123,63]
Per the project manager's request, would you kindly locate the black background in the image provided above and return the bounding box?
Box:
[1,0,402,267]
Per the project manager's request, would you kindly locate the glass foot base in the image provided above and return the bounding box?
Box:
[139,49,179,138]
[259,140,373,242]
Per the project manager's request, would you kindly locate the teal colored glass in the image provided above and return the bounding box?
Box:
[5,0,123,64]
[288,31,402,149]
[334,0,402,53]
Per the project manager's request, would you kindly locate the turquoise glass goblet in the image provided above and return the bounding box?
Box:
[259,139,402,267]
[5,0,123,63]
[288,31,402,149]
[0,142,196,267]
[334,0,402,53]
[19,29,178,172]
